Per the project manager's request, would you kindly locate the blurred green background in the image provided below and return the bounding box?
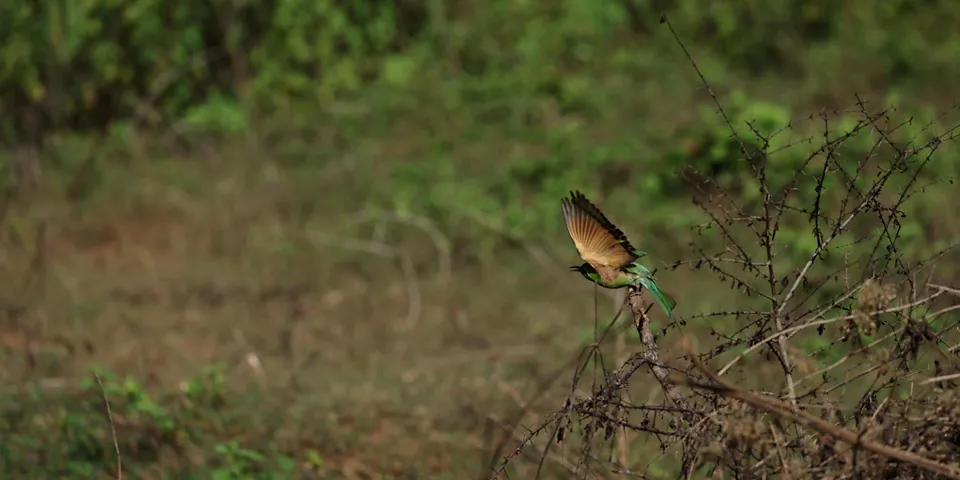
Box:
[1,1,959,478]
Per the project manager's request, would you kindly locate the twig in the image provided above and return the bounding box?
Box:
[628,286,693,421]
[773,207,865,406]
[717,288,946,376]
[488,414,582,476]
[614,291,630,469]
[919,372,960,386]
[95,373,122,480]
[929,283,960,297]
[673,336,960,480]
[797,328,904,386]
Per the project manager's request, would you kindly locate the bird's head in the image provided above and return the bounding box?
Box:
[569,263,595,280]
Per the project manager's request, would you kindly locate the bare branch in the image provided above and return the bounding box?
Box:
[674,337,960,480]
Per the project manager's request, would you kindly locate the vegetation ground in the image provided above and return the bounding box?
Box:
[2,3,960,478]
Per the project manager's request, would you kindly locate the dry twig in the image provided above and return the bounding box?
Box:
[95,373,123,479]
[672,336,960,480]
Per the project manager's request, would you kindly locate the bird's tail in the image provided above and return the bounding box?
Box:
[636,275,677,318]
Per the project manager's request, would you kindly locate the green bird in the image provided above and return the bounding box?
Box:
[561,190,677,317]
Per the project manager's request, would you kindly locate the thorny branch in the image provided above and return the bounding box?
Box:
[627,287,693,422]
[491,14,960,480]
[672,337,960,480]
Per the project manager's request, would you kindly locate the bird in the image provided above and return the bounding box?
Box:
[561,190,677,317]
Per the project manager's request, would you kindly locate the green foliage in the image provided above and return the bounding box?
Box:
[0,368,299,478]
[182,95,250,135]
[4,1,960,477]
[211,440,295,480]
[251,0,400,102]
[5,0,960,143]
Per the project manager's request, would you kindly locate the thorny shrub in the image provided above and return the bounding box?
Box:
[490,20,960,480]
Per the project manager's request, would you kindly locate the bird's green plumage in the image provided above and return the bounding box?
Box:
[630,265,678,318]
[561,190,677,318]
[572,262,677,317]
[571,263,633,288]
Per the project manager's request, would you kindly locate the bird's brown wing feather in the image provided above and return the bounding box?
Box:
[561,190,638,269]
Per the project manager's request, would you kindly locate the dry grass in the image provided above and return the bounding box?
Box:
[2,144,711,478]
[4,99,960,480]
[3,20,960,480]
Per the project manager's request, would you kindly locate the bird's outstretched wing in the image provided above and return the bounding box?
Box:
[561,190,639,269]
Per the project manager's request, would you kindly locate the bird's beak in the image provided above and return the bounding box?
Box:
[568,266,580,272]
